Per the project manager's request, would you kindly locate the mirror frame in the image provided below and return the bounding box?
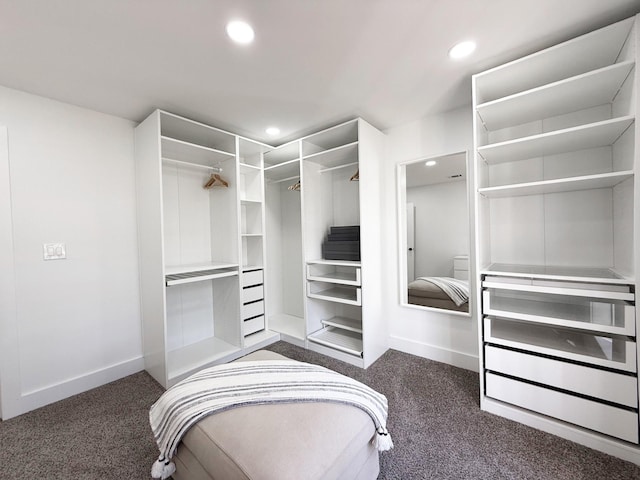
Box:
[396,150,472,317]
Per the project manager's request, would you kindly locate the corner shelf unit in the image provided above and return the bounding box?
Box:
[473,15,640,455]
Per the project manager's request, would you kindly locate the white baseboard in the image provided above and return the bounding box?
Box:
[389,335,479,372]
[14,356,144,418]
[482,397,640,466]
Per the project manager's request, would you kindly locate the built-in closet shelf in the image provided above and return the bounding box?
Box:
[307,259,362,267]
[307,271,360,286]
[160,111,236,153]
[321,316,363,334]
[165,262,239,275]
[477,116,635,164]
[269,313,306,341]
[483,279,634,302]
[241,199,262,205]
[167,337,241,384]
[264,142,300,168]
[308,327,363,357]
[302,119,358,155]
[239,163,262,171]
[481,263,634,284]
[161,136,235,166]
[264,159,300,182]
[473,18,634,104]
[478,171,634,198]
[241,233,263,237]
[484,317,637,372]
[476,61,635,131]
[303,141,359,169]
[307,284,362,306]
[243,329,281,349]
[306,260,361,286]
[482,290,635,336]
[165,263,239,286]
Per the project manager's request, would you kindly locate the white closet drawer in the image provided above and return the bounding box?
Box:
[482,276,634,302]
[242,269,263,287]
[484,317,637,372]
[242,300,264,320]
[242,285,264,304]
[453,256,469,271]
[244,315,265,336]
[485,346,638,408]
[486,373,639,443]
[482,289,635,336]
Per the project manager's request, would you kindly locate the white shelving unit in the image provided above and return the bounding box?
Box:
[302,120,386,367]
[135,111,279,388]
[263,141,306,346]
[473,15,640,456]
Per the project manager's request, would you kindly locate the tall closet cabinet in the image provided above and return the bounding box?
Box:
[473,16,640,458]
[263,119,387,368]
[135,110,278,388]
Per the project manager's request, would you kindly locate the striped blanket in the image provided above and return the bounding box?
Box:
[149,360,392,479]
[417,276,469,306]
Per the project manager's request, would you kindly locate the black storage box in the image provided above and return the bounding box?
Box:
[322,226,360,261]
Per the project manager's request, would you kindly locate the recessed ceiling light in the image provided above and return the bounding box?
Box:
[226,20,254,44]
[425,160,437,167]
[448,40,476,60]
[265,127,280,136]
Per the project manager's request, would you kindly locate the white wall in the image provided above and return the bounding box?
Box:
[382,106,479,371]
[407,180,468,278]
[0,85,143,418]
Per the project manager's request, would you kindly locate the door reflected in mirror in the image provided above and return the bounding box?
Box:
[397,151,471,315]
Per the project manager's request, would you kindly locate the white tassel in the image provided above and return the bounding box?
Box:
[151,456,176,479]
[374,427,394,451]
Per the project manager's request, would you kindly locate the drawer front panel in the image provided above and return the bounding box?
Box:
[482,289,635,336]
[486,373,639,443]
[241,300,264,320]
[484,317,637,372]
[242,285,264,304]
[242,270,263,287]
[485,346,638,407]
[244,315,265,336]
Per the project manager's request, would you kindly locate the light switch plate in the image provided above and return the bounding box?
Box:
[43,243,66,260]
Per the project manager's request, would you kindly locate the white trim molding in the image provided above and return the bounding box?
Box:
[389,335,479,372]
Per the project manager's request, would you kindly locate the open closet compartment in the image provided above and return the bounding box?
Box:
[263,141,306,345]
[135,110,279,389]
[237,138,279,349]
[302,119,386,367]
[473,16,640,454]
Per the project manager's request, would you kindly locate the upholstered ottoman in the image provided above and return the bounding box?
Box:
[170,351,380,480]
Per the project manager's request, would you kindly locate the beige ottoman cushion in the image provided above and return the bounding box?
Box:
[171,351,379,480]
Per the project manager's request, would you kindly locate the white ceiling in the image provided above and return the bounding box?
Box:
[405,152,467,188]
[1,0,639,143]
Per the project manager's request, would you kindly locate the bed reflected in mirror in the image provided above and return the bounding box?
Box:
[397,151,471,316]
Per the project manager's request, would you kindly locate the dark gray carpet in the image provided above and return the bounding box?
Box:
[1,342,639,479]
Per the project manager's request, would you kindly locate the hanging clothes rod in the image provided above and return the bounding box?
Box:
[318,161,358,174]
[270,175,300,184]
[162,157,222,173]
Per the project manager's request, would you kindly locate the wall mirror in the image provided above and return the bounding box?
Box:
[397,151,471,316]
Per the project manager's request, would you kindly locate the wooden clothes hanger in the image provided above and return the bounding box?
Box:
[288,180,301,191]
[350,169,359,181]
[204,173,229,189]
